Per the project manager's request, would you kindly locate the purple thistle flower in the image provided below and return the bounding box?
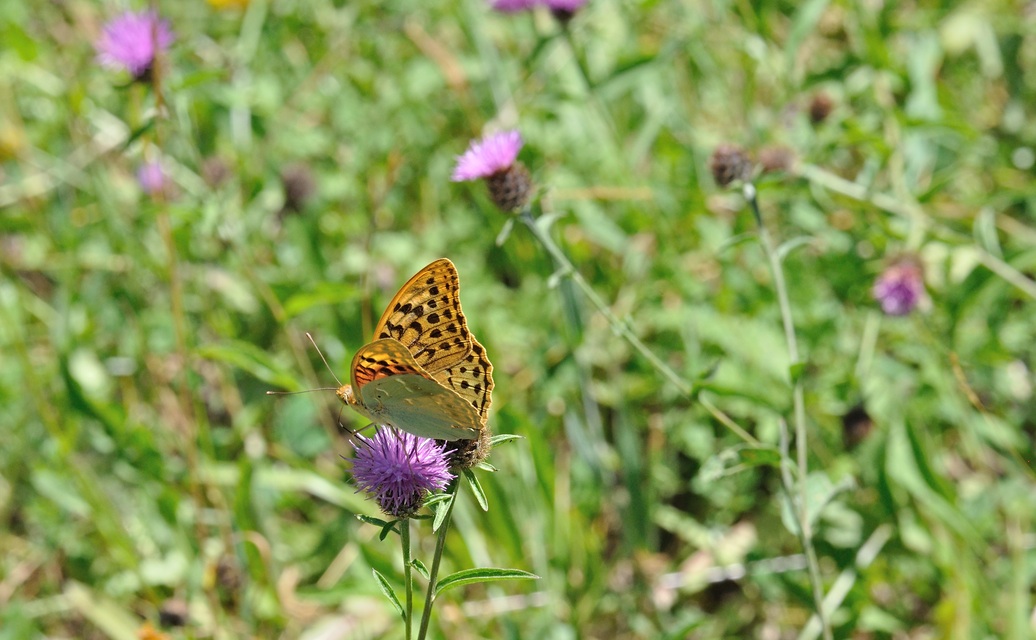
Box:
[490,0,539,12]
[451,130,524,182]
[544,0,587,11]
[351,429,454,518]
[137,160,167,196]
[96,11,174,78]
[873,258,924,316]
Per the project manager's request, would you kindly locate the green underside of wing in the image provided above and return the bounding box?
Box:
[360,374,481,441]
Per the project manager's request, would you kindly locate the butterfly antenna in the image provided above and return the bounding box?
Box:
[306,332,344,387]
[266,388,337,396]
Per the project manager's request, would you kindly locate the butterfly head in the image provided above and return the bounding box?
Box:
[336,384,358,409]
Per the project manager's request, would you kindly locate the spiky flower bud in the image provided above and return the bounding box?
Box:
[709,144,752,187]
[452,130,533,212]
[351,429,454,518]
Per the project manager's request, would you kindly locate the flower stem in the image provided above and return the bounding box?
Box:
[401,518,413,640]
[417,479,459,640]
[744,183,830,640]
[517,208,756,445]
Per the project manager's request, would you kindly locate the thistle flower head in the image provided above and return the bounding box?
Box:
[452,130,533,211]
[351,429,454,518]
[709,143,752,188]
[490,0,540,12]
[452,130,524,182]
[96,11,174,79]
[873,257,924,316]
[280,163,317,214]
[443,425,493,470]
[545,0,587,20]
[758,145,796,174]
[809,92,835,125]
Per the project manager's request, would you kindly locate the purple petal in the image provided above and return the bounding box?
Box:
[137,160,166,196]
[96,11,174,76]
[351,429,454,517]
[544,0,587,11]
[451,130,524,182]
[873,260,924,316]
[490,0,539,11]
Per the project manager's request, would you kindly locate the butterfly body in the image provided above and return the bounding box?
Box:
[338,260,494,441]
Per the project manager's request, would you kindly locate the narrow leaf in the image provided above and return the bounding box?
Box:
[379,520,399,541]
[495,217,516,246]
[488,434,523,446]
[464,469,489,511]
[435,568,539,597]
[356,514,391,528]
[776,236,814,263]
[196,341,297,389]
[432,493,453,531]
[699,445,781,482]
[372,570,404,618]
[423,493,452,510]
[411,559,429,580]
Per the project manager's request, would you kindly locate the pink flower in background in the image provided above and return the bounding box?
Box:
[137,160,167,196]
[491,0,587,14]
[544,0,587,11]
[351,429,454,518]
[96,11,174,78]
[452,130,532,211]
[873,258,924,316]
[490,0,539,11]
[451,130,524,182]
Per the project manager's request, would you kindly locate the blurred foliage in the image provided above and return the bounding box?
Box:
[1,0,1035,638]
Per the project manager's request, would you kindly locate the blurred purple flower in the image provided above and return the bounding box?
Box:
[873,258,924,316]
[451,130,523,182]
[96,10,174,78]
[351,429,454,518]
[490,0,539,11]
[544,0,587,11]
[137,160,167,196]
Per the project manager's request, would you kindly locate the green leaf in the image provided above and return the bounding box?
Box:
[776,236,814,263]
[699,445,782,482]
[432,493,453,532]
[196,340,297,389]
[283,282,361,318]
[372,570,404,618]
[495,217,516,246]
[488,433,523,446]
[379,520,400,541]
[779,472,855,534]
[434,568,539,597]
[356,514,390,528]
[423,493,452,509]
[788,361,806,384]
[411,559,429,580]
[464,469,489,512]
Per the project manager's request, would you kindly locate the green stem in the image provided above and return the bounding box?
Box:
[401,519,413,640]
[518,208,757,445]
[744,184,830,640]
[558,21,594,92]
[417,479,460,640]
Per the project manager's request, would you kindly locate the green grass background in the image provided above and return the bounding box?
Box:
[2,0,1035,637]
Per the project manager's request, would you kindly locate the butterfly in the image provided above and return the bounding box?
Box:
[336,259,494,441]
